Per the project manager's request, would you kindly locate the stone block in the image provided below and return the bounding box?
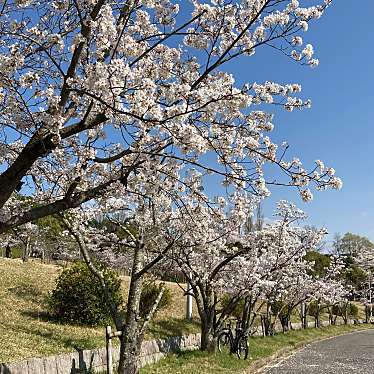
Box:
[88,348,105,371]
[2,361,28,374]
[56,353,74,374]
[80,349,106,371]
[27,357,45,374]
[142,340,158,355]
[43,357,58,374]
[140,355,151,368]
[112,346,120,364]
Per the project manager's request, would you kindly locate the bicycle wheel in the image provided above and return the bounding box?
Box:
[217,331,231,354]
[236,335,249,359]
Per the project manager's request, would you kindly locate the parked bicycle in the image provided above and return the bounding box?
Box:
[217,319,249,359]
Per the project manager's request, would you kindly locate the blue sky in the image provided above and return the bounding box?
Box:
[214,1,374,245]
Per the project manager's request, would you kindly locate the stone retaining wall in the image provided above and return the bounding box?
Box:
[0,333,201,374]
[0,319,365,373]
[245,318,364,337]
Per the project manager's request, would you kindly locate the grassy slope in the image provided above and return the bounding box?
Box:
[141,324,374,374]
[0,258,199,363]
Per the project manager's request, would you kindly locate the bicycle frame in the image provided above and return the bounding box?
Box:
[220,320,247,352]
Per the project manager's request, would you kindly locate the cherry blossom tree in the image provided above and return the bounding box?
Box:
[225,201,325,334]
[234,230,346,333]
[300,255,346,327]
[2,221,46,261]
[59,193,178,373]
[346,245,374,322]
[0,0,341,235]
[58,181,244,372]
[168,193,255,351]
[169,201,324,348]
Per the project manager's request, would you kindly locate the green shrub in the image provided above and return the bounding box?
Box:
[139,281,172,319]
[332,302,359,318]
[307,301,324,317]
[348,303,359,317]
[307,301,317,317]
[158,271,186,284]
[49,261,123,326]
[270,300,289,318]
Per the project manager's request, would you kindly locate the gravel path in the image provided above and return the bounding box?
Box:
[264,329,374,374]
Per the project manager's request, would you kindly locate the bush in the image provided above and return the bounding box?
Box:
[348,303,359,317]
[332,302,359,318]
[139,281,172,319]
[49,261,123,326]
[307,301,319,317]
[307,301,328,318]
[270,300,288,318]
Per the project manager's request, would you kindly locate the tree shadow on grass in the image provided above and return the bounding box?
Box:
[8,283,44,303]
[21,309,51,322]
[147,318,200,339]
[2,320,104,352]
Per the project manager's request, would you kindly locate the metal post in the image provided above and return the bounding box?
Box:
[106,325,113,374]
[186,273,193,320]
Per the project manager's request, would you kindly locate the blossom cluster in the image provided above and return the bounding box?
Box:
[0,1,339,241]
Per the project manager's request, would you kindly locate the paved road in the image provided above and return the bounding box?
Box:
[265,329,374,374]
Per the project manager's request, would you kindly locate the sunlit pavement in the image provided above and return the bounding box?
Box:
[265,329,374,374]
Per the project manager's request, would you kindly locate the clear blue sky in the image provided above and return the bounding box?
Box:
[217,1,374,245]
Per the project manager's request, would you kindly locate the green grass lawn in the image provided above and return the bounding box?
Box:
[141,324,374,374]
[0,258,199,363]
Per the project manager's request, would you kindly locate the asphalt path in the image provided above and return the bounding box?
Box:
[265,329,374,374]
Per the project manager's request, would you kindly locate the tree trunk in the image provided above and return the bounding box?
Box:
[118,332,142,374]
[315,307,321,328]
[343,306,348,325]
[118,284,165,374]
[5,244,11,258]
[241,296,256,335]
[265,302,274,336]
[189,280,217,353]
[117,241,144,374]
[303,313,307,329]
[261,314,273,336]
[281,315,290,333]
[22,236,30,262]
[118,318,142,374]
[200,317,216,352]
[300,302,308,329]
